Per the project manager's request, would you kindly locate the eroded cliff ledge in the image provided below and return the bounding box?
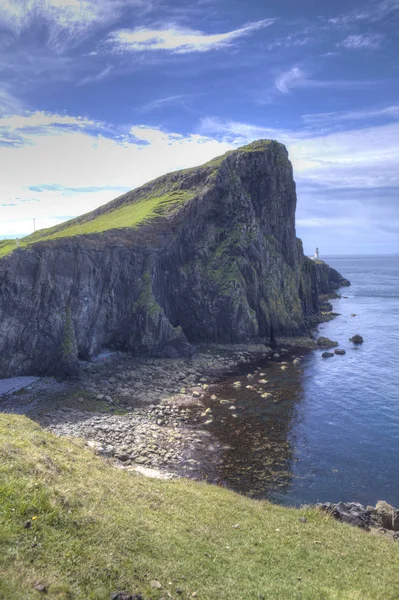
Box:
[0,140,348,377]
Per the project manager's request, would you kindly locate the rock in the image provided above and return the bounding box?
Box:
[322,352,334,358]
[318,500,399,532]
[272,353,280,359]
[317,337,339,348]
[33,582,48,593]
[150,580,163,589]
[350,334,364,344]
[233,381,242,389]
[375,501,399,531]
[334,349,346,355]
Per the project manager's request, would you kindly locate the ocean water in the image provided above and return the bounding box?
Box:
[203,255,399,507]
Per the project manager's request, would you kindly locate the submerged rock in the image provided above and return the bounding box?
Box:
[350,334,364,344]
[322,352,334,358]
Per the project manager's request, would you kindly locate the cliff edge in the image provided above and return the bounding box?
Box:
[0,140,348,377]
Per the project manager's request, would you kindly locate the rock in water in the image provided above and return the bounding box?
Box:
[334,349,346,355]
[0,140,349,377]
[350,334,364,344]
[322,352,334,358]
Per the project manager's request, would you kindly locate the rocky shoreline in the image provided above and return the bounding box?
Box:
[0,344,277,482]
[2,338,398,540]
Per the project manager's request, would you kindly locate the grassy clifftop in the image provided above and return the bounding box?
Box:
[0,140,277,259]
[1,413,398,600]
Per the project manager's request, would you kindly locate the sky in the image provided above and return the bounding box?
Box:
[0,0,398,255]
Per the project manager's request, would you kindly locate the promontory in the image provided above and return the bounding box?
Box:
[0,139,347,377]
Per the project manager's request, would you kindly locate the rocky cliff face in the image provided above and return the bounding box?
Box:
[0,140,348,377]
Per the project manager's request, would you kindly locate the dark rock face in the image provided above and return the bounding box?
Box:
[0,140,349,377]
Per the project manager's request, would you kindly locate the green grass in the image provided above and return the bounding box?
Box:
[1,414,398,600]
[24,190,195,243]
[0,239,22,258]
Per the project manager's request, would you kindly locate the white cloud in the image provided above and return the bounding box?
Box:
[107,19,275,54]
[275,67,306,94]
[0,111,99,131]
[339,33,383,49]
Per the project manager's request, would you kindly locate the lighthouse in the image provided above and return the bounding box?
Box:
[314,247,320,260]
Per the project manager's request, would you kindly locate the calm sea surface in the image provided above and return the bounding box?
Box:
[202,255,399,507]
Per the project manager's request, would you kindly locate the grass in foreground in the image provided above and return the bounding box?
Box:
[1,415,398,600]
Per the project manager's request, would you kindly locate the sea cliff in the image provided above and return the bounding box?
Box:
[0,140,348,377]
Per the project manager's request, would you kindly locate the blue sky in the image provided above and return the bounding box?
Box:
[0,0,398,254]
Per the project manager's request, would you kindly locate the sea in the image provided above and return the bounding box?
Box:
[202,255,399,507]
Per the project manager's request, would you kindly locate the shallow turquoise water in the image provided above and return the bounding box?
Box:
[204,255,399,506]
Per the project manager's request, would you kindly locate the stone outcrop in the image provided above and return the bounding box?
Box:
[0,140,349,377]
[317,501,399,536]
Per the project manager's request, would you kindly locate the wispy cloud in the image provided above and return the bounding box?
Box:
[139,94,196,113]
[79,65,113,85]
[0,87,25,116]
[274,67,377,95]
[275,67,305,93]
[0,0,149,51]
[303,105,399,125]
[329,0,399,26]
[268,33,310,51]
[107,19,276,55]
[339,33,383,49]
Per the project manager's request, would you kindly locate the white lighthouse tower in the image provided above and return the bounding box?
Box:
[314,247,320,260]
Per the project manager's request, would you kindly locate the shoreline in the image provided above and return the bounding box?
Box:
[1,289,374,510]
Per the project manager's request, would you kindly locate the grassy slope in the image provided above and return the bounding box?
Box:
[0,139,275,260]
[1,414,398,600]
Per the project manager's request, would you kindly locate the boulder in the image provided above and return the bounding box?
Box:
[317,337,339,348]
[334,349,346,355]
[322,352,334,358]
[350,334,364,344]
[375,501,399,531]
